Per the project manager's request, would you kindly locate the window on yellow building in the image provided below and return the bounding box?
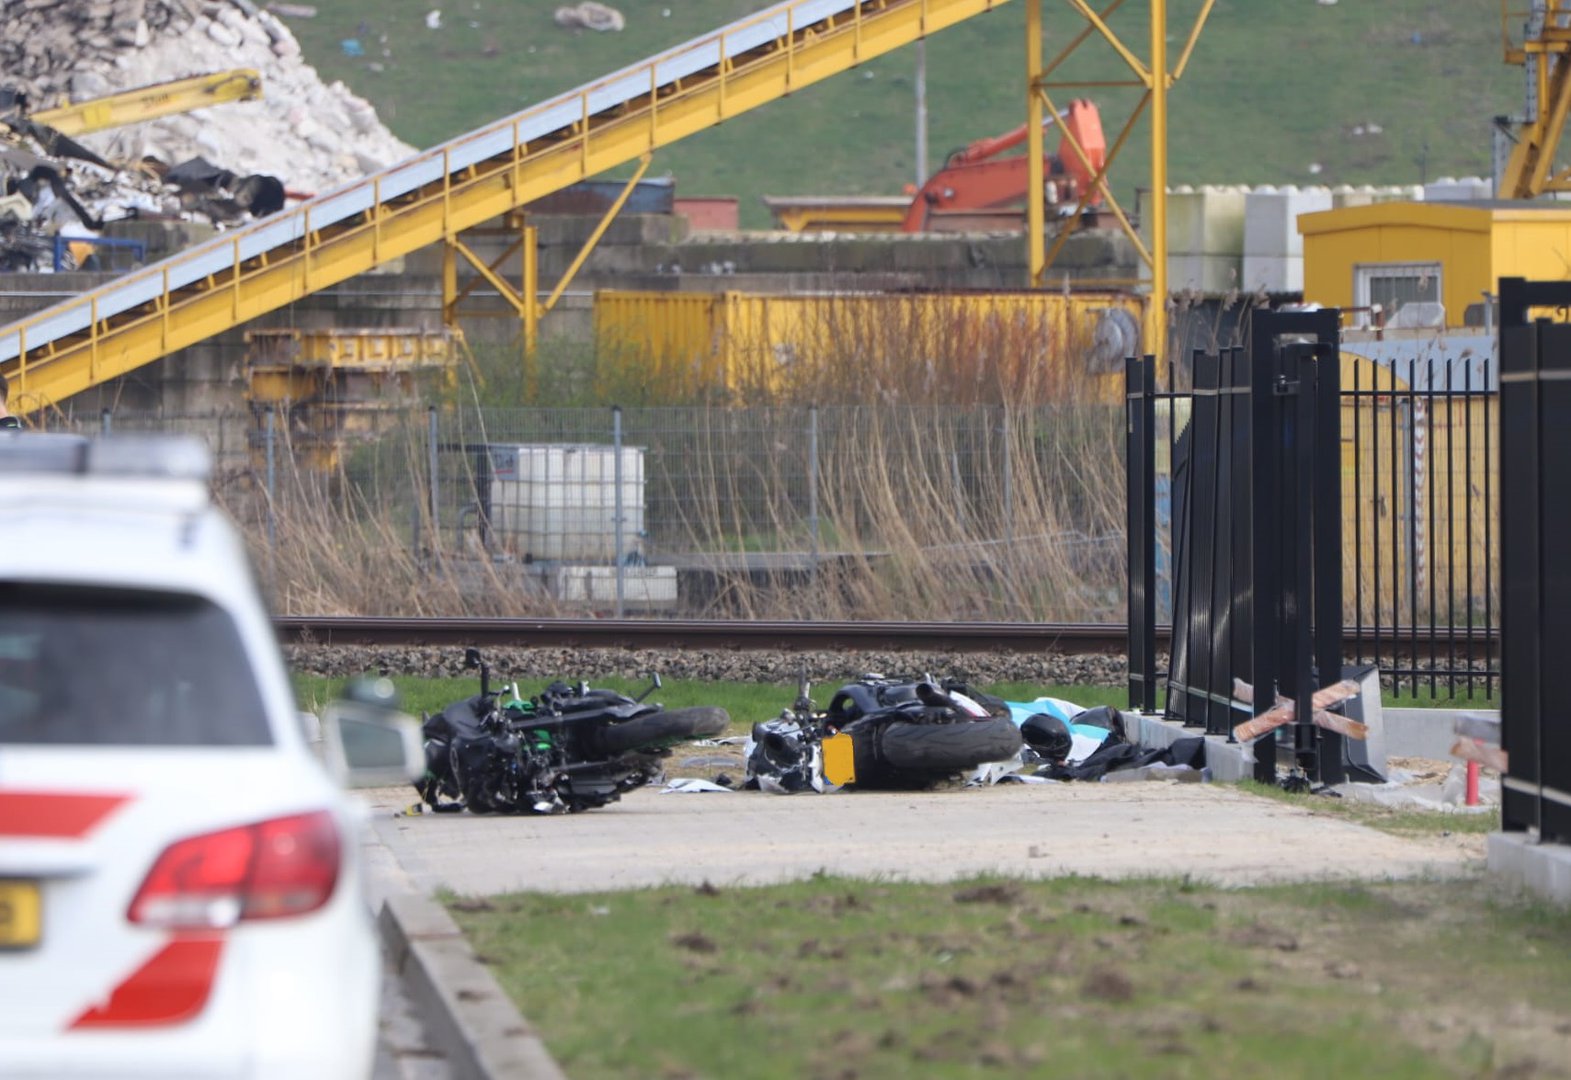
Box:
[1354,262,1443,329]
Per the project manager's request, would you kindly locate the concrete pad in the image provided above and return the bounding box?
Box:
[1487,831,1571,906]
[362,783,1475,897]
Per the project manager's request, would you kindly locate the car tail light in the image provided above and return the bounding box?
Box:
[128,810,341,928]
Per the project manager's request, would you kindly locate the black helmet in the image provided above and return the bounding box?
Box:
[1019,712,1073,762]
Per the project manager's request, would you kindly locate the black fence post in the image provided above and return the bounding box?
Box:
[1249,320,1282,782]
[1314,338,1347,785]
[1126,355,1158,713]
[1497,276,1571,841]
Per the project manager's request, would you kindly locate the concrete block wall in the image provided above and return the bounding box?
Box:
[1242,185,1333,294]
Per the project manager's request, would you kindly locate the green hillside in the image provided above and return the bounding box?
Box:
[292,0,1517,227]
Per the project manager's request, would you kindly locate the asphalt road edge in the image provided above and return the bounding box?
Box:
[377,891,568,1080]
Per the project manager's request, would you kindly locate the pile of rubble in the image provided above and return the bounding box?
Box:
[1,0,416,270]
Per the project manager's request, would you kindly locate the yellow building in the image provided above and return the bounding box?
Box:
[1300,200,1571,328]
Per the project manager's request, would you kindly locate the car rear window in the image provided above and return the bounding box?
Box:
[0,584,272,746]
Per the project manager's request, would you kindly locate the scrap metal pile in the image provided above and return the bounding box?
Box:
[1,0,414,269]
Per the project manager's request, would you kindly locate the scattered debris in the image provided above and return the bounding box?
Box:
[662,777,734,794]
[554,1,625,32]
[1230,678,1363,744]
[0,0,415,270]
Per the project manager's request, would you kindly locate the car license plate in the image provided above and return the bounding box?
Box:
[0,880,42,949]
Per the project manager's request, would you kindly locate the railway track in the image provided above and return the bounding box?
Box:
[273,617,1498,657]
[274,617,1134,653]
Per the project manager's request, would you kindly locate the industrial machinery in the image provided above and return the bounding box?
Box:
[901,98,1105,231]
[763,99,1105,232]
[1500,0,1571,198]
[25,70,263,138]
[1,0,1017,414]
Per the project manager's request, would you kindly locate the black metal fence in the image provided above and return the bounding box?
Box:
[1128,323,1501,720]
[1343,352,1498,699]
[1128,308,1348,782]
[1498,277,1571,844]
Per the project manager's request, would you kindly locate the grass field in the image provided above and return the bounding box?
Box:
[290,674,1131,736]
[450,874,1571,1078]
[288,0,1516,227]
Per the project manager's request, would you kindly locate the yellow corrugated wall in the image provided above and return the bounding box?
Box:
[594,289,1146,404]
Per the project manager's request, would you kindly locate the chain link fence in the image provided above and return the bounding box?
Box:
[47,403,1128,622]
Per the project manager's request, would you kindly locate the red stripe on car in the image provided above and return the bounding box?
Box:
[0,792,130,838]
[68,935,225,1029]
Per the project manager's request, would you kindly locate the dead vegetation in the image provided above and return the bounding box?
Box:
[211,304,1131,622]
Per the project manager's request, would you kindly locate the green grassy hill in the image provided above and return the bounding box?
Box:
[292,0,1516,227]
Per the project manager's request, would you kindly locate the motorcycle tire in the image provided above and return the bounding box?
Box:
[878,717,1023,773]
[598,706,730,754]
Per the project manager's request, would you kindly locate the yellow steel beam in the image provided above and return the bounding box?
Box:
[1169,0,1215,81]
[1040,0,1126,81]
[1029,1,1207,360]
[1062,0,1150,85]
[450,238,529,316]
[1038,87,1152,274]
[31,70,263,137]
[542,154,652,315]
[522,223,538,371]
[3,0,1008,413]
[1148,0,1167,358]
[1026,0,1045,283]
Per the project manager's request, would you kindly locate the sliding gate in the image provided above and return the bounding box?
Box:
[1127,308,1346,784]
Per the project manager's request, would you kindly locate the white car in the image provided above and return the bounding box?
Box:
[0,433,417,1079]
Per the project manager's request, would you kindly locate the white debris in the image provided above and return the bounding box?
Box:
[554,1,625,32]
[2,0,416,198]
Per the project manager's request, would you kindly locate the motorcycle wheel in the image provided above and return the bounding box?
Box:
[599,706,730,754]
[878,717,1023,773]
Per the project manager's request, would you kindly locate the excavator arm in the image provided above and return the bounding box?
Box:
[900,99,1104,231]
[28,70,263,138]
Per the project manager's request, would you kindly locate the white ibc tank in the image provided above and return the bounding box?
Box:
[487,443,645,561]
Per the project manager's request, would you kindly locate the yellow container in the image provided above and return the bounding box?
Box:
[594,289,1147,404]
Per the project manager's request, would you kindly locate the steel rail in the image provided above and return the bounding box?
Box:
[275,616,1499,655]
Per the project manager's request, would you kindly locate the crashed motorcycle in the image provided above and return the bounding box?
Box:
[748,672,1023,792]
[416,648,730,814]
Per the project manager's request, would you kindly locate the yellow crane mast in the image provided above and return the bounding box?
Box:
[1501,1,1571,198]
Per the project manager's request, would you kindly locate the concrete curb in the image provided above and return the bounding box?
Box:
[377,890,568,1080]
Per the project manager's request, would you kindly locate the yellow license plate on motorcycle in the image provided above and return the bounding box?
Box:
[821,733,856,786]
[0,880,41,949]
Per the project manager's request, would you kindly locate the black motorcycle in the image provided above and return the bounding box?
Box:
[748,672,1023,791]
[416,648,730,814]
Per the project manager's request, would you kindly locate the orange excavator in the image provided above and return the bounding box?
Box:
[900,98,1106,232]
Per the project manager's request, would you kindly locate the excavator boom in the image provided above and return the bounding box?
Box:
[28,70,263,138]
[903,99,1104,231]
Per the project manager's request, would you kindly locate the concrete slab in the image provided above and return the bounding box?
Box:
[361,782,1475,897]
[1127,712,1254,782]
[1384,708,1499,760]
[1487,831,1571,906]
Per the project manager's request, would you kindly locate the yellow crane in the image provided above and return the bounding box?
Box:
[26,70,263,137]
[1500,1,1571,198]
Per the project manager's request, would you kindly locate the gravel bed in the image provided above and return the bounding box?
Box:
[284,644,1131,687]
